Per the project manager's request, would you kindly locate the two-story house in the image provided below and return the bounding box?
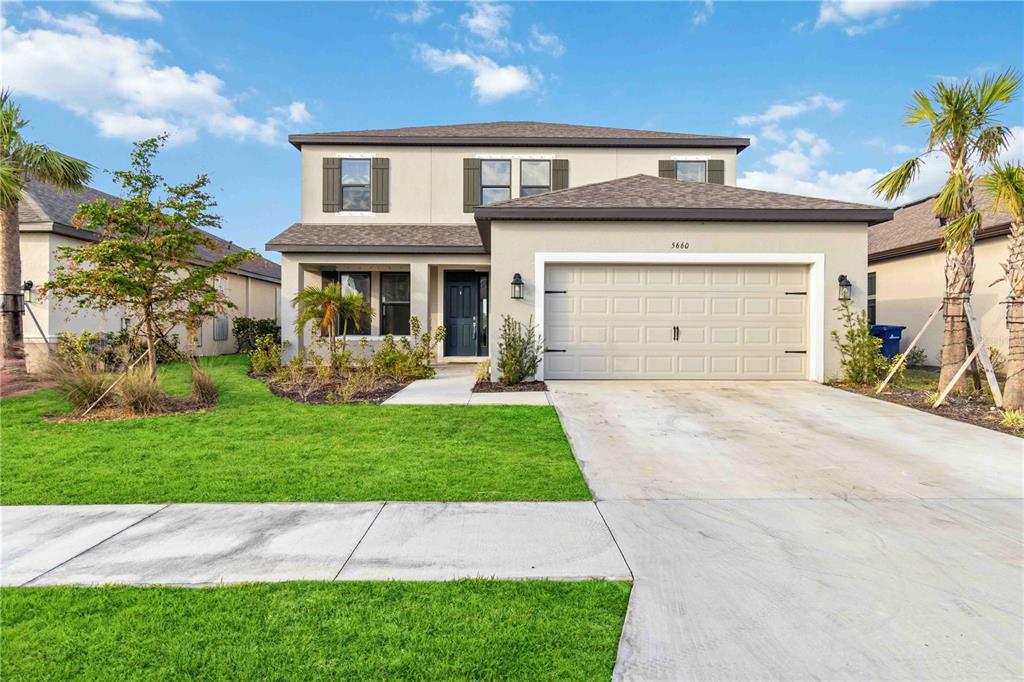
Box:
[267,121,892,381]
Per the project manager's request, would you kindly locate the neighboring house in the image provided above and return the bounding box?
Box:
[868,192,1012,366]
[18,178,281,370]
[268,121,891,381]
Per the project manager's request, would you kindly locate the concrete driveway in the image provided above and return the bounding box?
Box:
[549,381,1023,681]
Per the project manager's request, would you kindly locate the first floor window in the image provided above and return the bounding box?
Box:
[481,160,511,205]
[213,316,229,341]
[520,160,551,196]
[676,160,707,183]
[381,272,411,336]
[324,271,371,334]
[341,158,371,211]
[867,272,877,326]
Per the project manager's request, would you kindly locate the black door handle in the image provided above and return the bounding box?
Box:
[672,325,679,342]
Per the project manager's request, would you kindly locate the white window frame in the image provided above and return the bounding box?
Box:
[332,153,375,217]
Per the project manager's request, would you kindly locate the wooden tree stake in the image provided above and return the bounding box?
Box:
[876,302,943,394]
[964,299,1003,408]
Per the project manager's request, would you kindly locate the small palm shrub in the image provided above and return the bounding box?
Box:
[116,368,164,414]
[249,334,283,375]
[190,365,218,406]
[831,301,891,385]
[1001,409,1024,434]
[496,315,543,385]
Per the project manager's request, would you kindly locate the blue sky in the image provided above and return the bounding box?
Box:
[4,0,1023,261]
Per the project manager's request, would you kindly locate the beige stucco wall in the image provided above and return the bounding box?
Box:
[870,235,1009,365]
[487,220,870,381]
[299,145,739,225]
[21,231,280,370]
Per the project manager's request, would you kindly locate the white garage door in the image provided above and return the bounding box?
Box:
[543,264,808,380]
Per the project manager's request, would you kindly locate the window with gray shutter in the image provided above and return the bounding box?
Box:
[658,160,675,179]
[707,159,725,184]
[371,158,390,212]
[552,159,569,190]
[463,158,482,212]
[213,316,229,341]
[322,158,341,212]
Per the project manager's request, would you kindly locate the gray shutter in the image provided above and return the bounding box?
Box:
[463,158,482,212]
[371,158,390,213]
[322,157,340,212]
[707,159,725,185]
[658,160,676,179]
[551,159,569,191]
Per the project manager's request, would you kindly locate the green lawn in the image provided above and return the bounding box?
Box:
[1,581,631,681]
[0,355,590,504]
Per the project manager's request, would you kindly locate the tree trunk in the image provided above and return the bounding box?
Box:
[340,318,348,353]
[1003,220,1024,411]
[0,204,25,368]
[143,313,158,382]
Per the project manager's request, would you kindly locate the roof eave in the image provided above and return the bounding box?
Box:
[266,243,487,254]
[868,222,1012,263]
[288,134,751,152]
[474,207,894,224]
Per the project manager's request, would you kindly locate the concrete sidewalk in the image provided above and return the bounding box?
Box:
[384,364,550,405]
[1,502,630,587]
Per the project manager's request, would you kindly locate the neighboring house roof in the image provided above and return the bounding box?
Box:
[266,223,484,254]
[19,177,281,283]
[289,121,750,151]
[868,191,1014,263]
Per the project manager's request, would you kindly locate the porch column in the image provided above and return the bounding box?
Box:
[280,255,304,360]
[410,261,429,333]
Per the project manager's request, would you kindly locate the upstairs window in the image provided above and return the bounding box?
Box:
[341,159,371,211]
[676,160,707,183]
[520,160,551,197]
[481,160,511,205]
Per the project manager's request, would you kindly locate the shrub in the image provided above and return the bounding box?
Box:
[190,364,218,406]
[1001,409,1024,433]
[371,317,445,380]
[496,315,543,385]
[988,347,1007,377]
[475,359,491,383]
[232,317,281,352]
[116,368,164,415]
[905,346,928,368]
[831,301,890,385]
[40,356,114,411]
[249,334,284,375]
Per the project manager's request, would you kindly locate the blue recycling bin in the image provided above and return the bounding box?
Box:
[870,325,906,360]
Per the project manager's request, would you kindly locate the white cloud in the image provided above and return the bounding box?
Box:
[3,10,295,145]
[815,0,924,36]
[417,44,536,102]
[998,126,1024,165]
[460,1,514,51]
[528,25,564,57]
[735,94,845,126]
[692,0,714,25]
[284,101,311,124]
[394,1,439,24]
[92,0,161,21]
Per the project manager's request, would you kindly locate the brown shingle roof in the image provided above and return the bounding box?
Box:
[266,223,484,254]
[19,177,281,283]
[868,192,1013,262]
[290,121,749,150]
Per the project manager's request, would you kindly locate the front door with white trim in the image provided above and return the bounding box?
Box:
[543,263,808,379]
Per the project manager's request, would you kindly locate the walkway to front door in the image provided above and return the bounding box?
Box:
[444,271,488,357]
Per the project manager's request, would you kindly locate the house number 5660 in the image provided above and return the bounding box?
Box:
[671,241,690,250]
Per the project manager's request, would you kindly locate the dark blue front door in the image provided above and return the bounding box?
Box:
[444,272,485,356]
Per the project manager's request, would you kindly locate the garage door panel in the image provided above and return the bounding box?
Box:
[544,264,808,380]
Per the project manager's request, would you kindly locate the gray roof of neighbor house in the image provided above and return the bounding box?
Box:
[868,191,1014,262]
[289,121,750,151]
[19,177,281,283]
[266,223,484,254]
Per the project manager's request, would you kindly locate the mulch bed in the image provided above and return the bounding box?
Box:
[838,383,1019,437]
[472,381,548,393]
[265,375,410,405]
[48,396,215,424]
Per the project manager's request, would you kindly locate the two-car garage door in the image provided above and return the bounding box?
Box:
[543,264,809,380]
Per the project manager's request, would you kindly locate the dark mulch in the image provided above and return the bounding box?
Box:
[47,396,215,424]
[266,375,410,405]
[472,381,548,393]
[838,383,1019,437]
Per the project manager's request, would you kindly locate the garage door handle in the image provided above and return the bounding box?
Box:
[672,325,679,341]
[545,348,567,353]
[785,291,807,295]
[784,350,807,354]
[544,290,567,294]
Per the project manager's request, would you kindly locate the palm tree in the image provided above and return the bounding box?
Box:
[873,71,1020,394]
[0,90,92,367]
[980,162,1024,409]
[293,283,344,354]
[336,291,373,352]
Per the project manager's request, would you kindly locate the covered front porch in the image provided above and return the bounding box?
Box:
[279,253,491,363]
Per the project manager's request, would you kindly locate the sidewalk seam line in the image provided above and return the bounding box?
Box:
[334,502,386,580]
[594,501,634,581]
[21,503,171,586]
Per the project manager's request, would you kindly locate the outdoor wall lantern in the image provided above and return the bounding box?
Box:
[510,273,524,300]
[837,274,852,301]
[22,280,34,303]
